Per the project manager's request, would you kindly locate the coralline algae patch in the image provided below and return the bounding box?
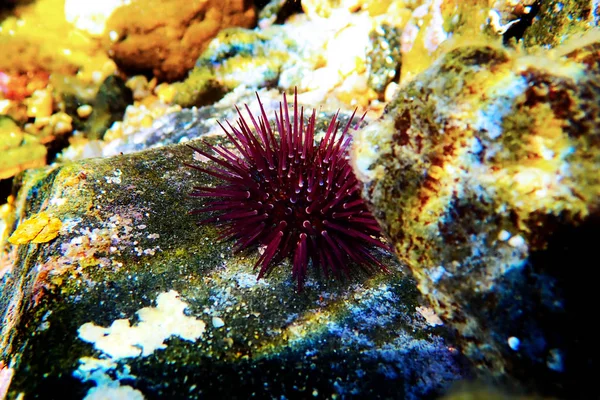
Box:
[75,290,205,399]
[65,255,458,399]
[71,279,455,399]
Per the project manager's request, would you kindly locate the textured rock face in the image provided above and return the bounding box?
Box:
[351,33,600,397]
[0,103,465,399]
[105,0,257,81]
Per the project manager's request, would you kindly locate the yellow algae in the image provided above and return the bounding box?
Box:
[8,212,62,245]
[33,215,63,243]
[25,89,53,118]
[0,104,73,179]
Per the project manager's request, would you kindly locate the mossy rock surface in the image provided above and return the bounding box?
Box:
[0,106,465,399]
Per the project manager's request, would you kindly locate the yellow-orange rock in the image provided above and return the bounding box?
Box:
[105,0,257,82]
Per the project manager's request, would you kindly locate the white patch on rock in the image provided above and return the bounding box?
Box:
[84,384,145,400]
[507,336,520,351]
[212,316,225,328]
[507,235,526,248]
[416,306,444,327]
[0,364,15,400]
[75,291,205,399]
[497,230,511,241]
[78,290,205,359]
[235,272,269,288]
[75,357,141,400]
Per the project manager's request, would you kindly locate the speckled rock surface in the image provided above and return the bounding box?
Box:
[105,0,257,82]
[351,32,600,397]
[0,104,466,399]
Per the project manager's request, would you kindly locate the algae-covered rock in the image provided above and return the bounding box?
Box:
[351,32,600,397]
[172,27,291,107]
[522,0,595,48]
[0,106,466,398]
[85,76,133,140]
[491,0,598,48]
[173,15,388,110]
[105,0,257,82]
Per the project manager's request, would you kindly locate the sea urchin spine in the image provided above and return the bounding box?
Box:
[187,91,389,289]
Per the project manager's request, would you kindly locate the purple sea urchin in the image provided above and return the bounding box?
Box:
[187,91,389,289]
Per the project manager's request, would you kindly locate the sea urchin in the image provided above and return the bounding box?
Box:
[187,91,389,289]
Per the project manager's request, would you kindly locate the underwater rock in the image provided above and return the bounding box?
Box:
[351,32,600,397]
[0,111,466,398]
[397,0,494,83]
[105,0,257,82]
[489,0,541,44]
[60,75,133,141]
[490,0,598,48]
[175,1,470,111]
[172,27,292,107]
[173,13,382,110]
[101,89,368,158]
[85,76,133,140]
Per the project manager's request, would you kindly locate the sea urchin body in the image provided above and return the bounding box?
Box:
[188,91,389,289]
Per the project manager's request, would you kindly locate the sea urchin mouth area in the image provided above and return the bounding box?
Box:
[188,91,389,289]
